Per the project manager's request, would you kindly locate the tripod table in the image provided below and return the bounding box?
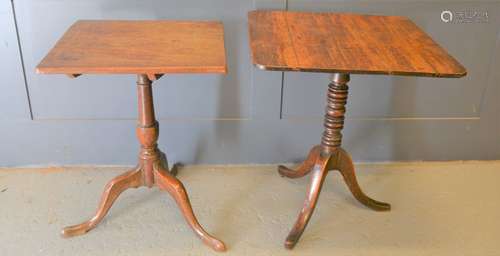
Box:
[248,10,466,249]
[37,20,227,252]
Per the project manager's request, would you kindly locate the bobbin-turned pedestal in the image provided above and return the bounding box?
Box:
[278,73,391,249]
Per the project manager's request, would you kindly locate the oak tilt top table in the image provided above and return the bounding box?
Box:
[248,10,466,249]
[37,20,227,252]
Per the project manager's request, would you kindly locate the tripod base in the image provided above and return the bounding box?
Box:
[61,151,226,252]
[61,74,226,252]
[279,146,390,249]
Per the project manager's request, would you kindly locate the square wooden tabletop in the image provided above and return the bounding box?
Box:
[248,10,466,77]
[37,20,227,75]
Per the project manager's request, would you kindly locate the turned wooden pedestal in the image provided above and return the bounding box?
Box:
[36,20,227,252]
[248,10,466,249]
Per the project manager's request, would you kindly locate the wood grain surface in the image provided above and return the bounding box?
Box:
[248,10,466,77]
[37,20,227,75]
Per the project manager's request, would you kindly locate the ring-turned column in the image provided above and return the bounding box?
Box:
[321,73,350,155]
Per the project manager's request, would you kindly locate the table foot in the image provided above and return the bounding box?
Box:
[278,146,320,179]
[284,154,331,249]
[155,164,226,252]
[61,166,144,238]
[336,148,391,211]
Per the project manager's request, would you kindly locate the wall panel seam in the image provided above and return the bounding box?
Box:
[10,0,33,120]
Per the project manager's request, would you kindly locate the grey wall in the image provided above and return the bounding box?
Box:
[0,0,499,167]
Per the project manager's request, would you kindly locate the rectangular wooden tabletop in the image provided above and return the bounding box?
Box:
[248,10,466,77]
[37,20,227,75]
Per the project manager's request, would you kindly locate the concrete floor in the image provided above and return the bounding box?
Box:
[0,161,499,256]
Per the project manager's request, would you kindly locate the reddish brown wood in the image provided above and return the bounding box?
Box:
[321,73,349,155]
[284,153,330,250]
[278,146,320,179]
[36,20,227,75]
[337,148,390,211]
[37,20,227,252]
[155,166,226,252]
[248,10,466,77]
[249,10,467,249]
[281,144,391,249]
[60,75,226,252]
[278,73,390,250]
[61,166,144,237]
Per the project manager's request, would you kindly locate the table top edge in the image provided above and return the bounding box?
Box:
[252,62,467,78]
[36,65,228,75]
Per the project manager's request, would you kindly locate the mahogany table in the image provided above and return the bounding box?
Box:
[37,20,227,252]
[248,10,466,249]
